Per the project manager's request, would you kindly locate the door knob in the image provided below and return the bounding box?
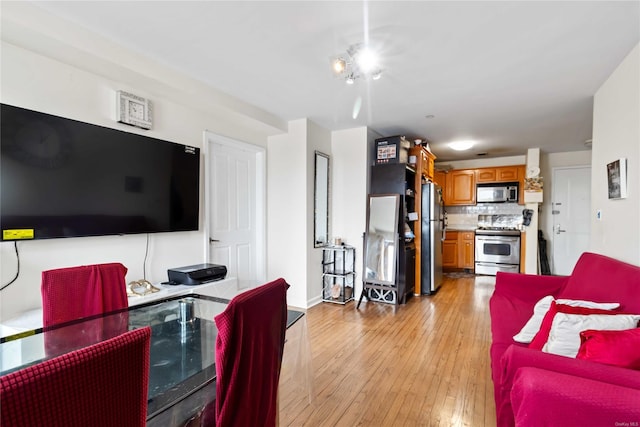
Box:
[209,238,220,243]
[554,224,567,234]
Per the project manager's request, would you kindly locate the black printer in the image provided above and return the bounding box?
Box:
[167,263,227,285]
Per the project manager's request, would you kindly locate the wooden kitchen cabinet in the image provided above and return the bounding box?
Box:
[443,230,474,270]
[408,146,437,295]
[497,166,520,182]
[434,170,447,204]
[445,170,476,205]
[442,231,458,268]
[436,164,525,206]
[476,165,521,183]
[423,150,436,180]
[410,146,436,181]
[476,168,497,182]
[434,170,446,187]
[458,231,475,270]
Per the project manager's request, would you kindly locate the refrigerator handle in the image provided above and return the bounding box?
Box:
[441,224,446,241]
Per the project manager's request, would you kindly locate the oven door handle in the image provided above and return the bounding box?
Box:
[476,237,519,243]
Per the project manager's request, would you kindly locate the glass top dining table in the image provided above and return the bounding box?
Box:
[0,293,305,425]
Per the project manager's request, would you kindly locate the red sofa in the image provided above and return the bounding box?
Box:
[489,252,640,427]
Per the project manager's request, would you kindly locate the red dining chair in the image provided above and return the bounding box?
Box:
[201,278,289,427]
[0,326,151,427]
[41,262,129,327]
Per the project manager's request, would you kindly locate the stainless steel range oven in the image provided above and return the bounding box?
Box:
[475,229,521,275]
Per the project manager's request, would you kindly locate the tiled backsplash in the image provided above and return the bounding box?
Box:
[446,203,524,215]
[446,203,524,228]
[477,214,523,229]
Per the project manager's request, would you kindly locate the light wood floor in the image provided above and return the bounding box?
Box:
[279,274,497,427]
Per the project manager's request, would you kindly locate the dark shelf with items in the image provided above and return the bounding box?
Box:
[362,163,417,305]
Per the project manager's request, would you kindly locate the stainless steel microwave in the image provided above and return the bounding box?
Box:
[477,184,518,203]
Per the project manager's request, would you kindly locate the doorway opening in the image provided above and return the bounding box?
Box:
[551,166,591,275]
[204,131,266,288]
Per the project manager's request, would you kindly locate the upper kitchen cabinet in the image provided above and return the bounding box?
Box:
[476,166,522,183]
[438,165,525,206]
[434,170,446,187]
[445,169,476,206]
[410,146,436,181]
[434,170,447,204]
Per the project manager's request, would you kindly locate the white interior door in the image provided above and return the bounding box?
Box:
[551,166,591,275]
[206,133,265,286]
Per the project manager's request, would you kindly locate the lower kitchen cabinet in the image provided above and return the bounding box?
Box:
[443,231,458,268]
[443,230,475,271]
[458,231,475,271]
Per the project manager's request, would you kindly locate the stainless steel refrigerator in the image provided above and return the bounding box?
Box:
[421,182,444,294]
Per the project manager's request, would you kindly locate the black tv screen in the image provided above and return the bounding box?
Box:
[1,103,200,241]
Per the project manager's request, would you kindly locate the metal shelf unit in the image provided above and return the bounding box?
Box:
[321,245,356,304]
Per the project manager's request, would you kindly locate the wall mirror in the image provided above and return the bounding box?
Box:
[314,151,330,247]
[364,194,400,284]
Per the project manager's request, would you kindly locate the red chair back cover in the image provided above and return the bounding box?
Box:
[0,327,151,427]
[41,262,129,327]
[214,278,289,427]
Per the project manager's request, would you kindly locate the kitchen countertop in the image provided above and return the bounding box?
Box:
[446,226,478,231]
[447,226,528,233]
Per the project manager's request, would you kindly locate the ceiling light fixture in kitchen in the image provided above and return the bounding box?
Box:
[449,140,475,151]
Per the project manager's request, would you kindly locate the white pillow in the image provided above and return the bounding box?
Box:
[513,296,554,343]
[513,296,620,343]
[542,313,640,357]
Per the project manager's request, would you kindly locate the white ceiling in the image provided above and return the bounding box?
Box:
[31,1,640,161]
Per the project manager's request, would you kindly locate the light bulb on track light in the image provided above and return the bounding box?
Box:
[332,57,346,74]
[356,48,379,74]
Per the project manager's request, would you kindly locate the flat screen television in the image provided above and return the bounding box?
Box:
[1,103,200,241]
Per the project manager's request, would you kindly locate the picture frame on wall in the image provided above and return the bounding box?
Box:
[607,158,627,199]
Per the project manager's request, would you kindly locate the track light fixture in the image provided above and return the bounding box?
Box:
[331,43,383,84]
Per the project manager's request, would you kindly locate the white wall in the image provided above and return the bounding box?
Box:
[591,43,640,265]
[266,119,335,309]
[266,120,308,308]
[0,13,284,320]
[331,127,369,301]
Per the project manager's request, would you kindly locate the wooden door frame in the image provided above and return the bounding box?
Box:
[203,131,267,284]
